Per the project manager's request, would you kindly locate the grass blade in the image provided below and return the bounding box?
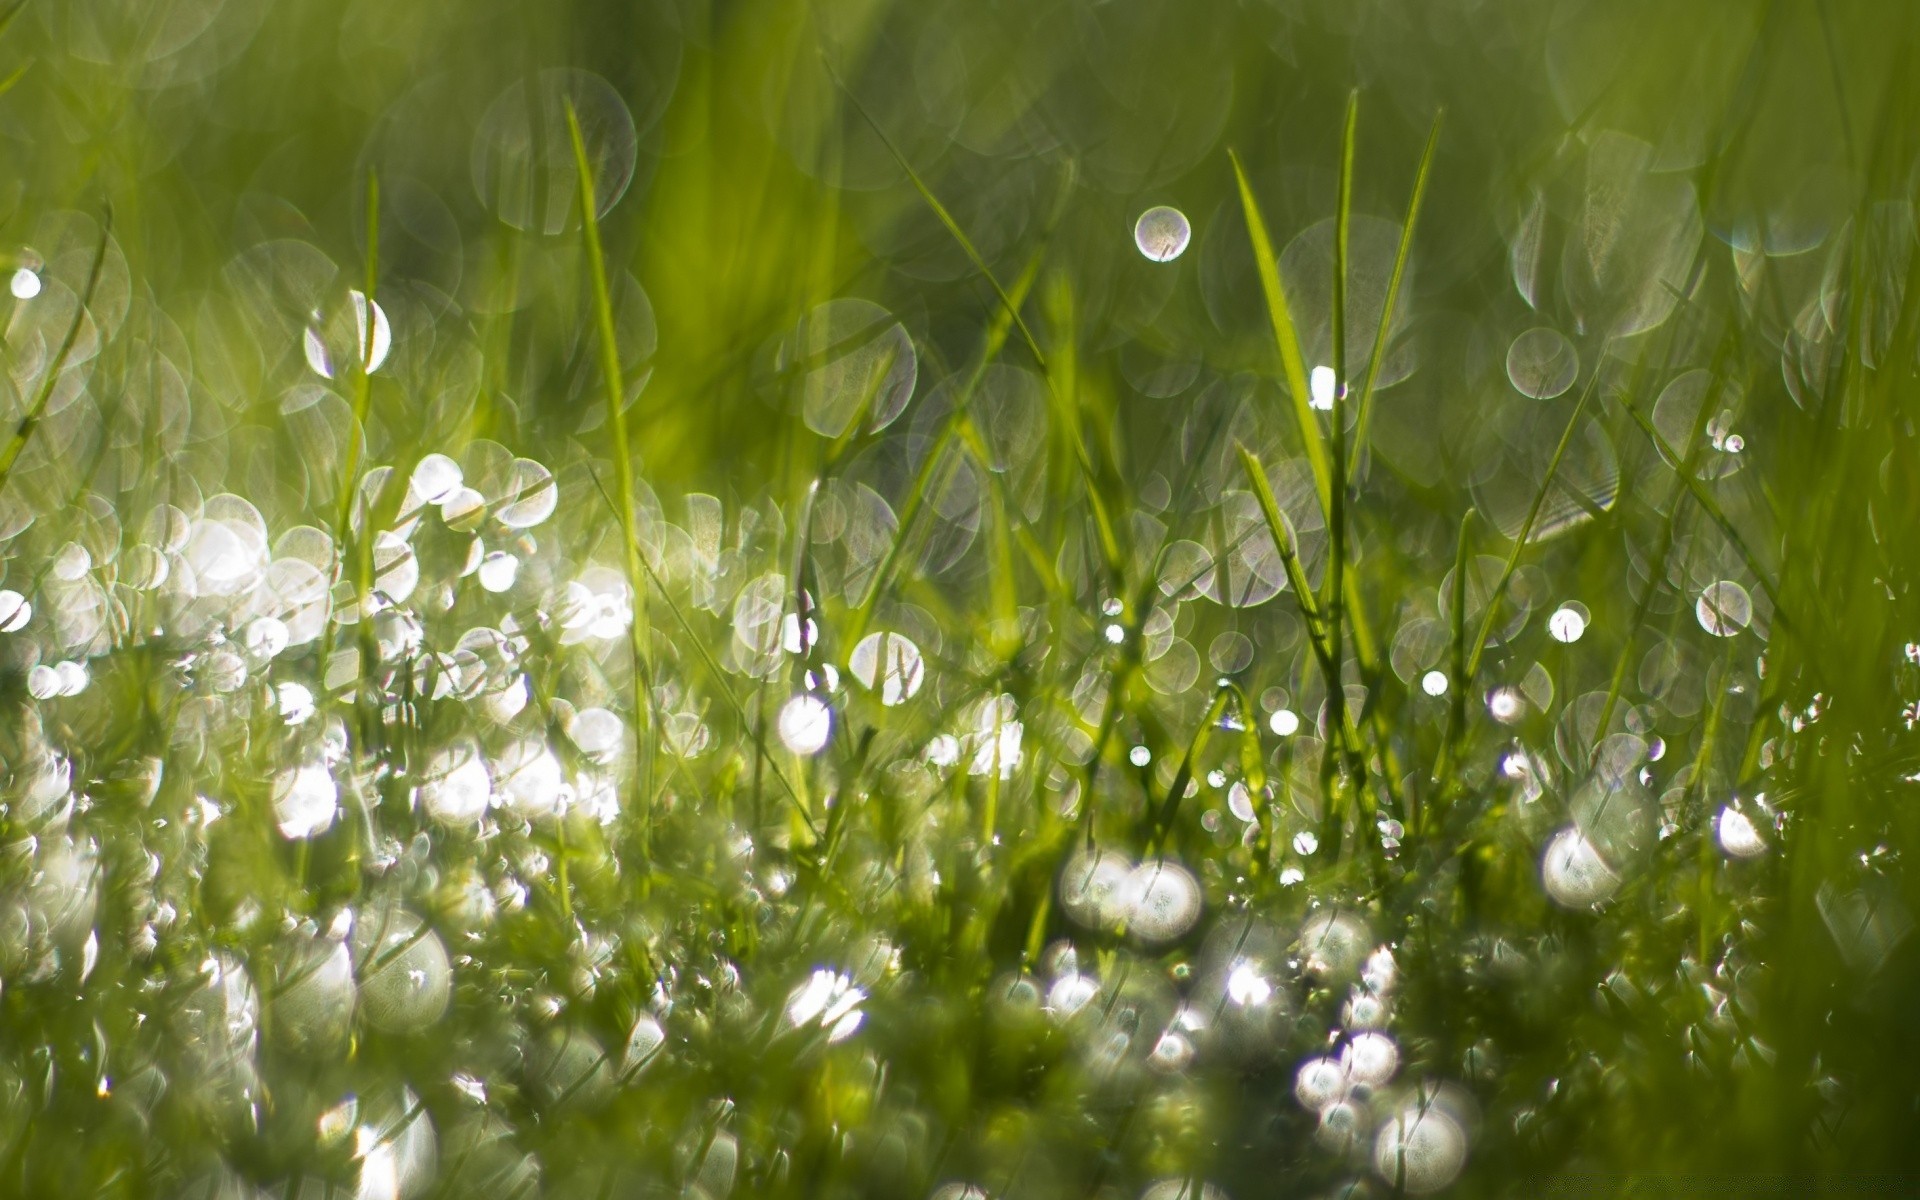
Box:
[0,206,110,494]
[567,98,658,852]
[822,53,1046,369]
[1230,147,1332,523]
[1462,364,1601,683]
[1352,109,1442,468]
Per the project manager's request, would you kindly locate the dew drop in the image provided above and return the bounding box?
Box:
[9,267,40,300]
[778,694,831,755]
[1548,603,1588,643]
[1505,327,1579,399]
[1696,580,1752,637]
[1134,206,1191,262]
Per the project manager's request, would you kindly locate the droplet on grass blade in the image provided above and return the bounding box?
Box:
[849,631,925,705]
[1696,580,1752,637]
[1541,825,1620,907]
[1373,1095,1469,1194]
[9,267,40,299]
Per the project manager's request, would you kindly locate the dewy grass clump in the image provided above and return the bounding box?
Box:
[1,0,1918,1196]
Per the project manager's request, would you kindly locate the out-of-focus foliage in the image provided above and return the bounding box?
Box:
[1,0,1918,1196]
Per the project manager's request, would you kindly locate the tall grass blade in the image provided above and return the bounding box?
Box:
[567,98,657,849]
[1230,148,1332,523]
[1352,110,1442,467]
[822,54,1046,369]
[0,207,109,494]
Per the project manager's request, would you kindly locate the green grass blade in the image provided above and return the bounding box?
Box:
[822,54,1046,369]
[0,206,110,494]
[1230,147,1332,523]
[1324,90,1358,784]
[1353,109,1441,468]
[567,98,658,852]
[1617,390,1783,616]
[1463,364,1601,683]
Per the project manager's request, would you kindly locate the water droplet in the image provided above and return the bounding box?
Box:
[1134,206,1191,262]
[1505,327,1579,398]
[1716,806,1767,859]
[0,589,28,632]
[1310,364,1338,411]
[1269,708,1300,736]
[1344,1031,1401,1086]
[777,694,832,755]
[849,631,925,705]
[353,909,451,1034]
[1129,744,1152,767]
[274,762,339,839]
[1696,580,1752,637]
[1548,603,1588,643]
[421,741,492,824]
[1373,1096,1468,1194]
[1293,830,1319,856]
[476,551,518,593]
[1128,858,1202,944]
[1295,1054,1349,1110]
[1421,669,1449,697]
[410,453,463,505]
[9,267,40,300]
[1541,825,1621,907]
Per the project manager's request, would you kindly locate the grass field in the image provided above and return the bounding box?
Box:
[2,0,1919,1196]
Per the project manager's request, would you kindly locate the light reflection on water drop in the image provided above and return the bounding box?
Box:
[1134,206,1191,262]
[1716,806,1767,858]
[1548,602,1589,643]
[9,267,40,299]
[1696,580,1752,637]
[1541,825,1620,907]
[1373,1096,1469,1194]
[778,694,832,755]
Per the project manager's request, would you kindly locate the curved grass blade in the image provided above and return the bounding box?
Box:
[821,54,1045,369]
[1230,147,1332,523]
[1617,390,1782,616]
[0,206,111,495]
[1352,109,1442,468]
[1463,363,1601,684]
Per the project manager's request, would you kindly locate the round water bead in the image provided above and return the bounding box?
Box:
[472,69,638,235]
[9,267,40,299]
[1127,858,1202,943]
[777,694,832,755]
[1506,327,1579,398]
[1299,908,1370,978]
[270,930,355,1051]
[274,762,339,839]
[421,740,492,824]
[1541,825,1620,906]
[1134,206,1192,262]
[1548,602,1589,643]
[353,908,452,1033]
[0,589,30,632]
[1059,846,1135,931]
[1695,580,1752,637]
[1716,805,1768,858]
[410,453,463,505]
[1295,1054,1350,1111]
[778,299,919,439]
[1373,1098,1468,1194]
[849,631,925,705]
